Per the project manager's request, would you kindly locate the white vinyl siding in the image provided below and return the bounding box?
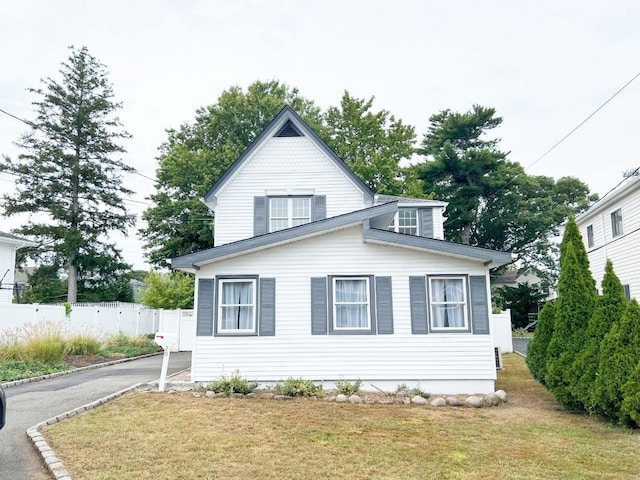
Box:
[0,243,17,304]
[191,225,495,394]
[214,136,368,245]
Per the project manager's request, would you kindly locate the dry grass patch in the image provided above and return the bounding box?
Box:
[44,354,640,480]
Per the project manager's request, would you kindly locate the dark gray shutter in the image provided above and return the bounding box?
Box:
[196,279,214,336]
[259,278,276,336]
[409,276,428,334]
[253,196,267,236]
[376,276,394,334]
[470,275,490,334]
[419,208,434,238]
[313,195,326,221]
[310,277,328,334]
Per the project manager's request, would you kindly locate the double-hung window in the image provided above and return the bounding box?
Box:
[429,277,467,330]
[269,197,311,232]
[388,208,418,235]
[611,208,623,238]
[332,277,371,330]
[217,279,257,333]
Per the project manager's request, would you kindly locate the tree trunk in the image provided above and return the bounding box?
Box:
[461,223,471,245]
[67,262,78,303]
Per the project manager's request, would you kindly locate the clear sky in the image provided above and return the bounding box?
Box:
[1,0,639,270]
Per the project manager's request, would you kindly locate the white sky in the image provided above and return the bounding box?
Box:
[1,0,639,270]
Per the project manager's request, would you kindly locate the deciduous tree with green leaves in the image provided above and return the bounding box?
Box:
[140,271,194,309]
[140,80,322,267]
[1,46,134,303]
[323,92,418,195]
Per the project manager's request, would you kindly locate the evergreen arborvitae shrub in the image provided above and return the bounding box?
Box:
[526,301,555,384]
[569,260,627,414]
[621,362,640,427]
[545,219,596,410]
[593,299,640,424]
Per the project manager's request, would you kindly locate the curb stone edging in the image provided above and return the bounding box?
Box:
[2,352,163,389]
[27,383,148,480]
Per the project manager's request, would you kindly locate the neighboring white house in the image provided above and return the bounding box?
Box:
[172,106,512,394]
[576,171,640,300]
[0,231,35,304]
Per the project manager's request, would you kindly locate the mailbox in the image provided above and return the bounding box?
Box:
[154,332,177,349]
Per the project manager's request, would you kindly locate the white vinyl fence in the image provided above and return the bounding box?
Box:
[491,309,513,353]
[0,303,195,351]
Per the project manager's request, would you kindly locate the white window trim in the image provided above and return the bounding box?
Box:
[610,207,624,238]
[332,276,371,331]
[388,208,419,235]
[217,278,257,334]
[269,196,311,232]
[428,276,468,331]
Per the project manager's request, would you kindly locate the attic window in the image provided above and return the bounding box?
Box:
[275,120,303,137]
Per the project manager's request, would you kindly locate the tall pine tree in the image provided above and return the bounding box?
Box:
[526,301,555,384]
[544,218,596,410]
[570,260,627,414]
[1,46,134,302]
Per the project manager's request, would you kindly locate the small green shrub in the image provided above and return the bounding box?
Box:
[394,383,429,398]
[275,377,322,397]
[206,370,258,395]
[99,332,161,358]
[66,334,101,355]
[0,360,69,382]
[335,379,362,396]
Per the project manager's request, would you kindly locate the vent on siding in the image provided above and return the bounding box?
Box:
[494,347,503,370]
[275,120,303,137]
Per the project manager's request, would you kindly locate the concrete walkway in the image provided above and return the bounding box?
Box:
[0,352,191,480]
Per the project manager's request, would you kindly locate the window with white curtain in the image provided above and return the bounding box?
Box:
[218,279,256,333]
[332,277,370,329]
[429,277,467,330]
[269,197,311,232]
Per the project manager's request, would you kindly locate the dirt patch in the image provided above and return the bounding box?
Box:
[64,355,113,368]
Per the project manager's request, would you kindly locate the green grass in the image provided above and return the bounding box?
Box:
[43,355,640,480]
[0,360,70,381]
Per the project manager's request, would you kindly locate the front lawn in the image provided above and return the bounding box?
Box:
[43,354,640,480]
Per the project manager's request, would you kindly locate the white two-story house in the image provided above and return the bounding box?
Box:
[576,171,640,300]
[172,106,512,394]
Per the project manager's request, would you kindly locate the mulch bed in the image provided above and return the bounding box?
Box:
[64,355,114,368]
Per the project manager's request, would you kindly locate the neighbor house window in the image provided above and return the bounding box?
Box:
[586,224,594,248]
[269,197,311,232]
[217,279,257,333]
[332,277,371,330]
[429,277,467,330]
[611,208,623,238]
[388,208,418,235]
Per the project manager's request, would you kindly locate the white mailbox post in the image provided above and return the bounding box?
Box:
[154,332,177,392]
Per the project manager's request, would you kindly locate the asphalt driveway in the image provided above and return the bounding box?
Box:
[0,352,191,480]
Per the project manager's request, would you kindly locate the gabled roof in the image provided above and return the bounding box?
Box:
[202,105,375,209]
[171,201,511,271]
[0,231,36,248]
[375,194,447,208]
[576,170,640,224]
[362,227,512,267]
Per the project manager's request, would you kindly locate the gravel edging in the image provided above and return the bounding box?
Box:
[27,382,148,480]
[1,352,162,389]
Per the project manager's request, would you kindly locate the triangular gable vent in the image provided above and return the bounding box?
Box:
[275,120,303,137]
